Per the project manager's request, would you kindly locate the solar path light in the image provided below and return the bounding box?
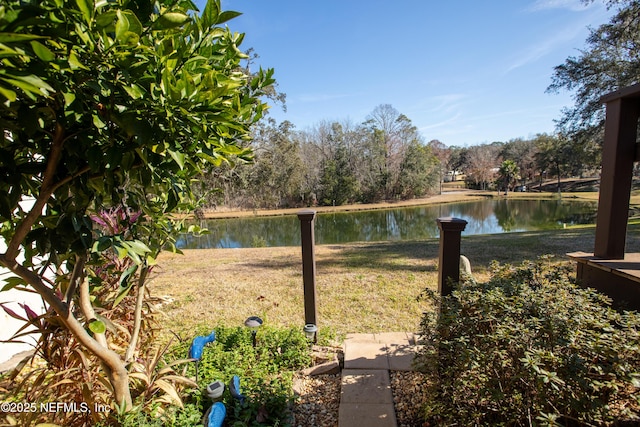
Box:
[303,323,317,344]
[244,316,263,347]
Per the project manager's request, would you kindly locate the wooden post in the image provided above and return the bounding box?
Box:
[437,217,468,296]
[594,85,640,259]
[297,210,317,326]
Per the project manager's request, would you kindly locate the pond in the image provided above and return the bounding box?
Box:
[176,198,598,249]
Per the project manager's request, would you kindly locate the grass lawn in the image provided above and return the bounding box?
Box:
[150,218,640,341]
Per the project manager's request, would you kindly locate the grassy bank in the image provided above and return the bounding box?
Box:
[151,221,640,340]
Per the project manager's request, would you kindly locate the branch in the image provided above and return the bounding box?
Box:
[65,253,87,305]
[79,268,108,348]
[50,165,91,193]
[125,266,149,363]
[0,253,68,316]
[5,123,65,262]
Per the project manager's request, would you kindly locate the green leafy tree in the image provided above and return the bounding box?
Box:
[499,138,539,185]
[448,145,469,181]
[548,0,640,138]
[318,141,358,205]
[534,133,575,197]
[497,159,520,195]
[395,141,439,199]
[0,0,273,413]
[247,120,304,208]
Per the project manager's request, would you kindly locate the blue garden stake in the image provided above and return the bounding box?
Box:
[189,330,216,382]
[203,401,226,427]
[229,375,246,405]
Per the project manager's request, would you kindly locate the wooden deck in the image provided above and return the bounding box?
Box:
[568,251,640,310]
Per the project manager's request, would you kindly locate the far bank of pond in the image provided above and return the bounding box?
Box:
[177,198,598,249]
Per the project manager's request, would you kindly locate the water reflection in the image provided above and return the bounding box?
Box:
[176,199,597,249]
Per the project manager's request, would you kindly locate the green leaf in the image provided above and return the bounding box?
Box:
[115,10,130,41]
[124,83,144,99]
[88,319,106,334]
[112,285,133,307]
[119,264,138,288]
[0,85,17,102]
[127,240,151,255]
[75,0,94,24]
[216,10,242,25]
[92,114,106,129]
[0,75,53,99]
[63,92,76,107]
[91,236,111,253]
[0,34,47,43]
[114,242,129,259]
[1,276,26,292]
[30,41,55,61]
[95,10,117,29]
[68,49,88,70]
[202,0,220,28]
[169,149,186,169]
[122,11,143,35]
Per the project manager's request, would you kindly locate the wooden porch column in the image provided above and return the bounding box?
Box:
[594,84,640,259]
[298,210,318,326]
[437,217,468,296]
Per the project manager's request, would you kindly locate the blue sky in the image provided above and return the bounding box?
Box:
[196,0,613,146]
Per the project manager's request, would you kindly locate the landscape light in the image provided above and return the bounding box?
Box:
[303,323,318,343]
[244,316,263,347]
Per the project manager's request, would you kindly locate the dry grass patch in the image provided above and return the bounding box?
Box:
[150,244,437,339]
[151,222,640,340]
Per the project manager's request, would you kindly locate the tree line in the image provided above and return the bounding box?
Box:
[199,104,441,210]
[195,115,603,210]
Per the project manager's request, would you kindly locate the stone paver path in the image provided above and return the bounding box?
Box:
[338,332,416,427]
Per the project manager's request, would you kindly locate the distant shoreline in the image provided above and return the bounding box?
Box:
[195,190,604,220]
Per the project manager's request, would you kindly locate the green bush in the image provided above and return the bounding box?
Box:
[416,256,640,426]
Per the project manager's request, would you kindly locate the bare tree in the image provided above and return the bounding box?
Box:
[465,144,501,190]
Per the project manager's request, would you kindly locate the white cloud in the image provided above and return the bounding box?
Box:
[526,0,592,12]
[505,16,591,73]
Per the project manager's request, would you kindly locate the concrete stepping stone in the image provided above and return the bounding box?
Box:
[375,332,412,344]
[338,403,397,427]
[386,343,414,371]
[344,341,389,370]
[340,369,393,404]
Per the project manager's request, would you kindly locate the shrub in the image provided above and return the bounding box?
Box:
[416,256,640,426]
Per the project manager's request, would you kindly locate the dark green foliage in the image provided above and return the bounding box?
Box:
[395,141,439,199]
[416,257,640,426]
[319,142,358,206]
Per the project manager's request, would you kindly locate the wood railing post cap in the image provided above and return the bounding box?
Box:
[436,217,468,230]
[297,210,317,221]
